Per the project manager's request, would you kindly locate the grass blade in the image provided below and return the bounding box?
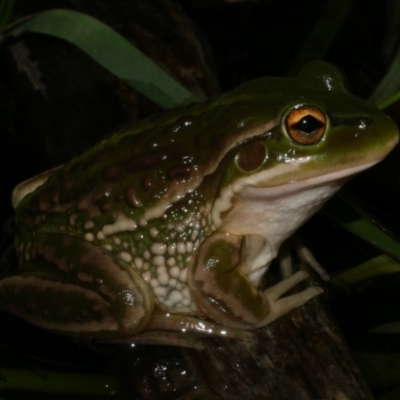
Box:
[0,0,14,46]
[370,44,400,105]
[323,198,400,263]
[1,9,200,109]
[286,0,354,75]
[369,322,400,334]
[378,385,400,400]
[353,352,400,387]
[333,255,400,285]
[0,368,116,394]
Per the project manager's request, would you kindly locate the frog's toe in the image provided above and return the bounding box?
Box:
[264,270,309,301]
[262,285,323,325]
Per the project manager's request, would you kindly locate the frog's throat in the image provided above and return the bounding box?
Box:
[212,158,381,232]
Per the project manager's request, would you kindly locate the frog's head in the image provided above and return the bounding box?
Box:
[212,61,399,236]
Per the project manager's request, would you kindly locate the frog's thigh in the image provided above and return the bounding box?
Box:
[189,232,270,330]
[0,233,154,338]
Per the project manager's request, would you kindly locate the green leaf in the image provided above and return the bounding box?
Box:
[369,321,400,334]
[377,90,400,110]
[0,368,116,394]
[333,255,400,285]
[286,0,354,75]
[370,43,400,105]
[1,9,200,109]
[324,197,400,263]
[0,0,14,45]
[379,385,400,400]
[353,352,400,387]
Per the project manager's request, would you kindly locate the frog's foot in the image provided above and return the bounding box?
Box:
[292,236,330,281]
[278,237,330,281]
[261,270,323,325]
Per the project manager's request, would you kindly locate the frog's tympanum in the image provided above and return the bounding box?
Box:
[1,62,398,345]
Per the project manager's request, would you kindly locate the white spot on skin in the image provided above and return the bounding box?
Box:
[97,231,105,240]
[150,227,159,238]
[154,286,167,297]
[191,230,199,241]
[170,266,180,278]
[158,273,169,286]
[151,243,167,255]
[102,214,137,236]
[119,251,132,263]
[153,255,165,266]
[167,243,176,255]
[186,242,193,253]
[150,278,159,289]
[103,244,113,251]
[169,290,183,304]
[179,268,187,283]
[157,265,167,276]
[177,242,186,254]
[123,242,129,249]
[169,278,177,287]
[134,257,143,269]
[84,233,94,242]
[167,257,176,267]
[114,237,121,245]
[143,250,151,260]
[84,220,94,230]
[142,271,151,282]
[175,224,185,233]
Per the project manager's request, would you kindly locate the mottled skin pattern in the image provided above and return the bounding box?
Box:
[1,61,398,344]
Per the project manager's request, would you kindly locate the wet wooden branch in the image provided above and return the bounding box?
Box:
[108,273,373,399]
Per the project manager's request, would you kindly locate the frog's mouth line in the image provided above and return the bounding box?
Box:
[243,158,381,200]
[211,155,386,229]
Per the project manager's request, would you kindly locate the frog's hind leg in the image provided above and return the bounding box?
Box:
[101,310,251,349]
[0,233,154,339]
[261,270,323,325]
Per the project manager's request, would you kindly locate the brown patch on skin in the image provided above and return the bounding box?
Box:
[38,193,50,212]
[104,145,180,181]
[125,185,143,208]
[141,175,155,191]
[77,272,94,283]
[102,164,124,181]
[62,179,75,192]
[167,166,192,180]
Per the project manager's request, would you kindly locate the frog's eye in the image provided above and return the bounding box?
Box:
[285,106,326,145]
[236,141,267,172]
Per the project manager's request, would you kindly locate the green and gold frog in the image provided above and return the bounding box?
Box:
[0,61,398,346]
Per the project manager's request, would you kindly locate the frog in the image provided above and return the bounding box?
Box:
[0,61,398,347]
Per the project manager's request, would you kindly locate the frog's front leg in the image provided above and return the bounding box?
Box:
[189,232,323,330]
[0,233,154,338]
